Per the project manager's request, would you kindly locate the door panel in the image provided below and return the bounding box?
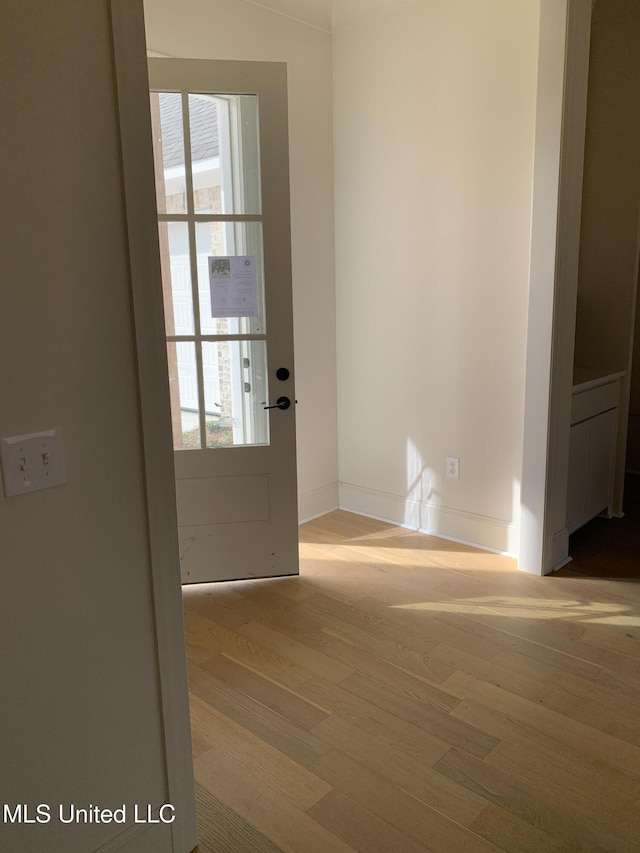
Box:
[149,59,298,583]
[176,474,268,526]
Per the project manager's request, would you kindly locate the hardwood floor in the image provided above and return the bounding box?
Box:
[558,473,640,580]
[188,510,640,853]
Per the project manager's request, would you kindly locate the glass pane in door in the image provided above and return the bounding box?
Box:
[202,341,269,447]
[151,81,271,453]
[158,221,194,336]
[188,94,261,214]
[167,342,200,449]
[196,221,266,335]
[150,92,187,214]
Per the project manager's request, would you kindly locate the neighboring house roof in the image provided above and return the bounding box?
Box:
[159,93,219,169]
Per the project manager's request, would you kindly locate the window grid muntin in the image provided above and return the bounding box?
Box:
[155,88,267,450]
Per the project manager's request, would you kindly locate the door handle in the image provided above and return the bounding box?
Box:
[264,396,291,411]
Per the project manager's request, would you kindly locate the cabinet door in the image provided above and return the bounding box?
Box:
[567,419,590,534]
[585,408,616,521]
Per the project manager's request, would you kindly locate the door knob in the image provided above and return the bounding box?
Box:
[264,396,291,411]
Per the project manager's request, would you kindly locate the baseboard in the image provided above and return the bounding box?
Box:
[298,481,339,524]
[338,482,519,557]
[550,555,573,572]
[95,810,173,852]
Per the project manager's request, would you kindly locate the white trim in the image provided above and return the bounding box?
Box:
[109,3,197,853]
[298,481,339,523]
[550,555,573,573]
[164,157,220,180]
[547,0,593,571]
[520,0,592,575]
[339,482,519,557]
[94,810,172,852]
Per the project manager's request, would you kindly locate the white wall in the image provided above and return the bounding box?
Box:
[144,0,339,520]
[0,2,187,851]
[334,0,539,553]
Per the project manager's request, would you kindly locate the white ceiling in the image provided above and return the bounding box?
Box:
[242,0,415,32]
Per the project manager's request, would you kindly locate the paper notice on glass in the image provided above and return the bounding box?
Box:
[209,256,258,317]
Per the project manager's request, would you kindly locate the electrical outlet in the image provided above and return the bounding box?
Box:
[446,456,460,479]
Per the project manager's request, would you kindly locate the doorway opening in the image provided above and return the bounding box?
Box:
[563,0,640,577]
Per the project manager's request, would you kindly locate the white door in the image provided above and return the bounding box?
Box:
[148,59,299,583]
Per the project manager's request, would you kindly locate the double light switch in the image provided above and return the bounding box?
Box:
[0,429,66,497]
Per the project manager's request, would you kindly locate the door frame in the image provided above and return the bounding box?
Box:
[519,0,594,575]
[110,2,197,850]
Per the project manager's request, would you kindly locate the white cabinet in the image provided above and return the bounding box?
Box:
[566,372,623,534]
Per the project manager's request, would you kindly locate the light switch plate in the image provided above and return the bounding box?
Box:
[0,429,66,497]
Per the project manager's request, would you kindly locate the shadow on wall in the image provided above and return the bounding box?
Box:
[404,437,438,531]
[403,438,521,556]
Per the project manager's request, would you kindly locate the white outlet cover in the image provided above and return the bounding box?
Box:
[446,456,460,479]
[0,429,66,497]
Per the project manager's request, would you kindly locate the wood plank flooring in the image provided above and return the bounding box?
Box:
[189,510,640,853]
[558,473,640,581]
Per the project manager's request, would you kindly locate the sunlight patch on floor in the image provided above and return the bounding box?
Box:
[389,596,640,625]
